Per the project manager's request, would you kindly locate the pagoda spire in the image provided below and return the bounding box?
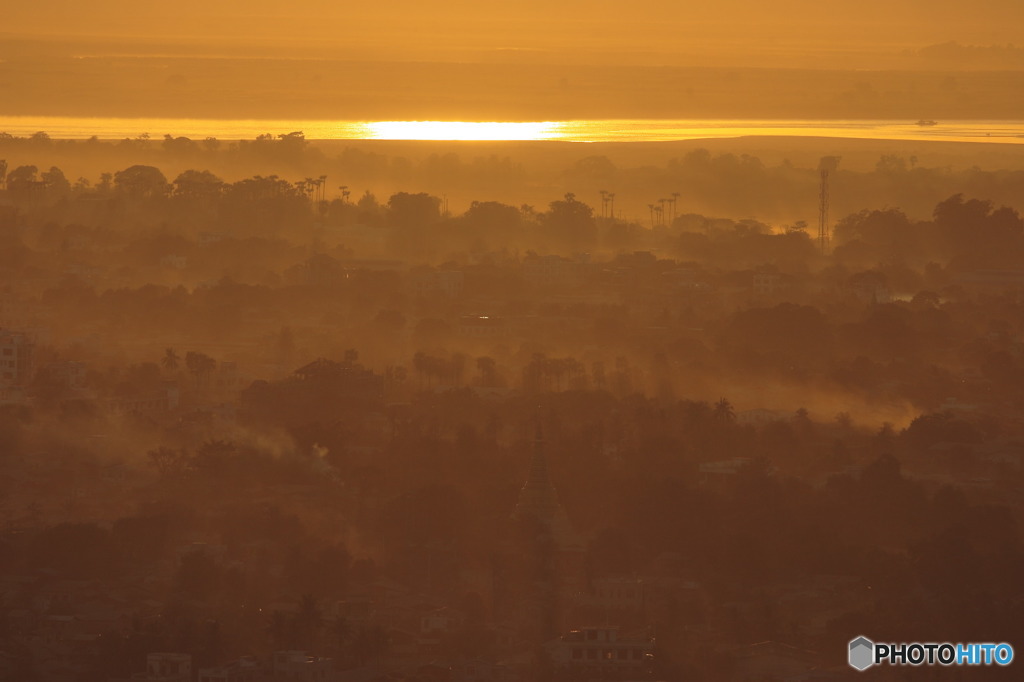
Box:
[514,424,562,522]
[513,424,582,549]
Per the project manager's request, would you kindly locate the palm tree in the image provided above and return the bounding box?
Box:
[713,397,735,423]
[648,204,656,228]
[161,348,180,372]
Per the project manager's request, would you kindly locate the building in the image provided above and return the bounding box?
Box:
[583,577,646,613]
[458,315,510,340]
[500,428,587,640]
[731,641,821,681]
[522,254,581,289]
[144,653,191,682]
[410,268,465,297]
[197,656,259,682]
[0,328,34,387]
[270,651,333,682]
[512,428,583,554]
[547,626,654,678]
[752,270,781,295]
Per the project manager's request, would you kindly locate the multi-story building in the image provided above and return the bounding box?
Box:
[547,626,654,678]
[144,653,191,682]
[0,328,33,387]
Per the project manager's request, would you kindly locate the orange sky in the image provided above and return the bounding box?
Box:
[6,0,1024,56]
[3,1,1023,122]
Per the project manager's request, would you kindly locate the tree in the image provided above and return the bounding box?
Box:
[185,351,217,387]
[162,134,198,156]
[713,398,735,423]
[6,165,38,202]
[41,166,71,200]
[147,447,190,478]
[933,194,1023,269]
[543,192,596,250]
[464,200,523,246]
[114,165,169,199]
[161,348,180,372]
[172,169,224,202]
[475,356,502,387]
[387,191,441,230]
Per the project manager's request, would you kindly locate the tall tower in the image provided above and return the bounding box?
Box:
[507,426,584,641]
[817,156,840,254]
[513,426,580,550]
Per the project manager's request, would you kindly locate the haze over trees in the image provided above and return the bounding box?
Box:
[3,121,1024,681]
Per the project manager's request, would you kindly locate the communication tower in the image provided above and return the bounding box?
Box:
[817,156,840,254]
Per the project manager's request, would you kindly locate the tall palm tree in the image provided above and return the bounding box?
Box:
[713,397,735,422]
[161,348,179,372]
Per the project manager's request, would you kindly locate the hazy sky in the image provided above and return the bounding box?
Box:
[6,0,1024,55]
[4,0,1022,121]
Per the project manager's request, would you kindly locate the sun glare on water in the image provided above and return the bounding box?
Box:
[364,121,561,141]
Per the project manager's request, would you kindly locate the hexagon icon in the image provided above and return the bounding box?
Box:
[849,636,874,671]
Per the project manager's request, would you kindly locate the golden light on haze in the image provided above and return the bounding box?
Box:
[365,121,562,141]
[2,116,1023,144]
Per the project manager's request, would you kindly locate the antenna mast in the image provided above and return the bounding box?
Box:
[818,167,829,254]
[817,156,840,254]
